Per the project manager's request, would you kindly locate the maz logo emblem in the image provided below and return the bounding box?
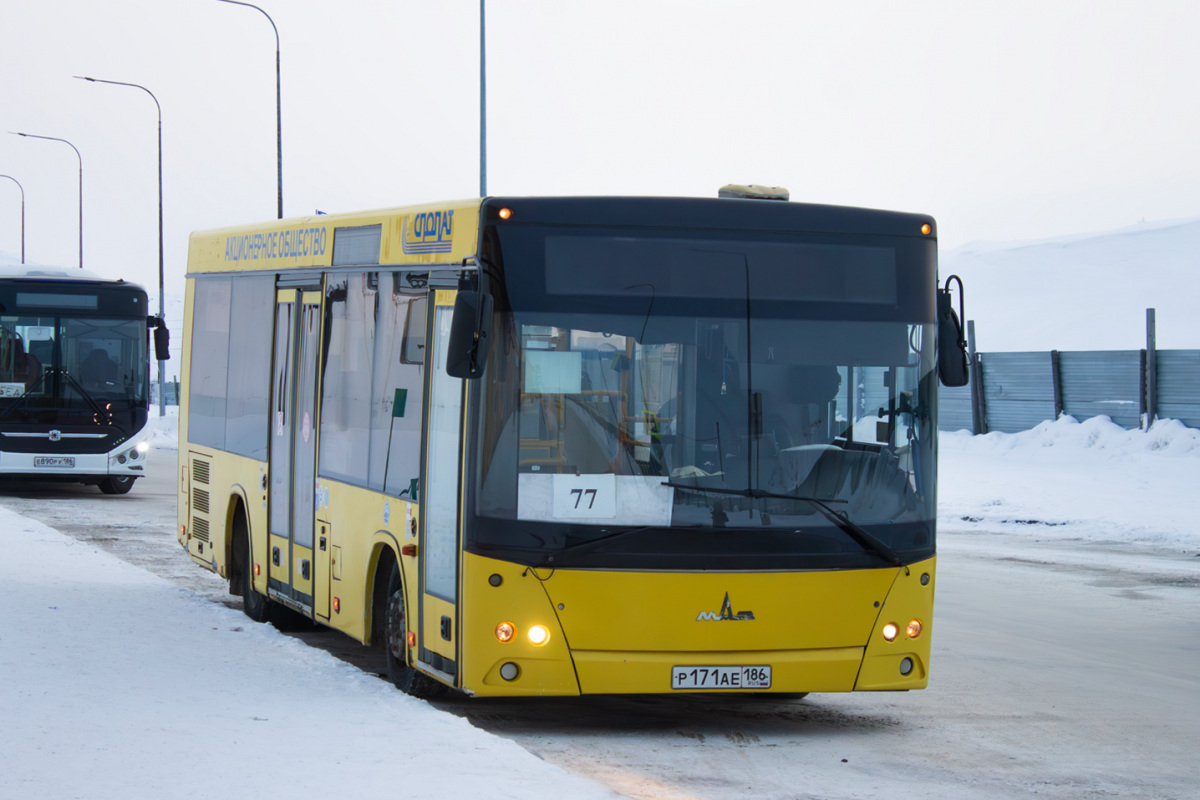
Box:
[48,430,62,442]
[696,592,755,621]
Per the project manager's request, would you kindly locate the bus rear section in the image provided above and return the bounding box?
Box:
[0,266,163,494]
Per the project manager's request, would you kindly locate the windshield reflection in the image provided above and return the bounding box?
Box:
[470,226,937,564]
[476,315,936,552]
[0,316,149,425]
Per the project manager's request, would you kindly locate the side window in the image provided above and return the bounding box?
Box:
[188,277,231,448]
[318,273,377,487]
[401,296,427,365]
[369,275,426,496]
[224,275,274,459]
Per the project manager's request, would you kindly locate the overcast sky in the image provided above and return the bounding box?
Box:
[1,0,1197,298]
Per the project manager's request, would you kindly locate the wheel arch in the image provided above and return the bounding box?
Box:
[223,485,254,592]
[365,532,404,647]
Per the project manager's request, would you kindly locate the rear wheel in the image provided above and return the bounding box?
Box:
[383,562,445,698]
[233,517,272,623]
[98,476,136,494]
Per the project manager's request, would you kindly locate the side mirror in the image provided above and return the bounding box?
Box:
[445,289,493,379]
[937,275,969,387]
[150,316,170,361]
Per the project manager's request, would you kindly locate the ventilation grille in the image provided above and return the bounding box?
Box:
[191,516,210,543]
[192,488,210,515]
[192,458,211,485]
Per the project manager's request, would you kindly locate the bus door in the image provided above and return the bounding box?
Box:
[417,295,465,681]
[268,287,322,614]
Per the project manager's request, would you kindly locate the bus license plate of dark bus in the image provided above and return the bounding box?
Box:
[671,665,771,690]
[34,457,75,468]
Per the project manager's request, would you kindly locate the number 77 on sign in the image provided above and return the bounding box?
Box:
[552,474,617,519]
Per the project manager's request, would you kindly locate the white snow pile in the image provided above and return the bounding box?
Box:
[939,414,1200,551]
[0,507,620,800]
[146,404,180,451]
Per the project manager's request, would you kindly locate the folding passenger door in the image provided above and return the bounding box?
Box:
[416,293,465,682]
[268,285,322,614]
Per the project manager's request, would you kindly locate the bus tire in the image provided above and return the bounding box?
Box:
[384,563,445,698]
[233,516,272,624]
[98,476,136,494]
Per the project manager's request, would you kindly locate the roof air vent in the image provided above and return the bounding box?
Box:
[717,184,789,201]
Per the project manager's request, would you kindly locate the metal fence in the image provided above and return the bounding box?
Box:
[939,348,1200,434]
[149,379,180,407]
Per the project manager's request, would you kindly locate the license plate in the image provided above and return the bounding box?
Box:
[34,456,75,468]
[671,665,772,690]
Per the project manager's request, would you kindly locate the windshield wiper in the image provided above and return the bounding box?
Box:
[556,526,659,556]
[661,481,902,566]
[58,370,111,418]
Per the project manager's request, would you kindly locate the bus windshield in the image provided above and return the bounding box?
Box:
[471,225,938,569]
[0,314,149,428]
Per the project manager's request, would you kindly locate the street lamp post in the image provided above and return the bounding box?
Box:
[480,0,487,197]
[216,0,283,219]
[76,76,167,417]
[0,174,24,264]
[11,132,82,268]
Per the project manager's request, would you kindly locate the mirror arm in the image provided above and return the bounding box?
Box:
[944,274,966,349]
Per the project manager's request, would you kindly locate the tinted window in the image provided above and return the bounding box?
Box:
[225,275,274,458]
[319,274,376,486]
[188,275,273,457]
[188,278,231,448]
[317,272,425,496]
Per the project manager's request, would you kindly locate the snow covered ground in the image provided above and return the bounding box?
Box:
[941,414,1200,554]
[0,490,621,799]
[2,410,1197,798]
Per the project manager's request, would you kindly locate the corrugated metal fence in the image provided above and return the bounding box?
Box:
[939,348,1200,434]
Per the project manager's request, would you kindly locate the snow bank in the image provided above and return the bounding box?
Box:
[938,415,1200,551]
[0,509,619,800]
[146,405,179,451]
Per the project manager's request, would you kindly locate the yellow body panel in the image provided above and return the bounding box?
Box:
[316,477,415,644]
[458,552,937,697]
[460,555,582,696]
[855,556,936,690]
[421,595,457,661]
[186,199,483,275]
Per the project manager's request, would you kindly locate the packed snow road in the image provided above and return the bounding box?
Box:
[2,448,1197,799]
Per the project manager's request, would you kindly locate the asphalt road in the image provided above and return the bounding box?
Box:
[4,449,1197,799]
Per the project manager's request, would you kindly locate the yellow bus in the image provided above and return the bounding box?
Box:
[178,188,969,697]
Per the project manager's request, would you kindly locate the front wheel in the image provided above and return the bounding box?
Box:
[98,475,136,495]
[383,563,445,698]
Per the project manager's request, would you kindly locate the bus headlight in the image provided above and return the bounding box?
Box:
[495,622,515,643]
[136,441,150,454]
[907,619,923,639]
[527,624,550,646]
[882,622,899,642]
